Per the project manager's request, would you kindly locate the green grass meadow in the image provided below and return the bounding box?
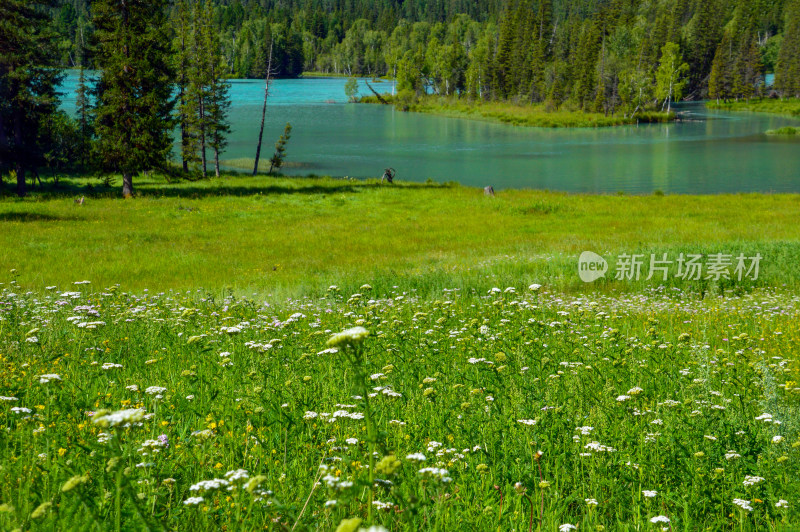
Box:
[2,175,800,298]
[1,175,800,531]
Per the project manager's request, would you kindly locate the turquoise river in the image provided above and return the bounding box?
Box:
[60,73,800,193]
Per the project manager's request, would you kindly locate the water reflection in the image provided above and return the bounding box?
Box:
[58,73,800,193]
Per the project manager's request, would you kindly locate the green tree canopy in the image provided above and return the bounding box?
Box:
[91,0,175,197]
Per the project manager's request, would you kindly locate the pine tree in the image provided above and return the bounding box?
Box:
[492,4,516,100]
[527,0,552,103]
[547,59,567,110]
[536,0,553,51]
[572,21,600,110]
[91,0,175,197]
[667,0,691,44]
[268,123,292,174]
[709,32,735,101]
[734,34,763,99]
[188,0,209,178]
[688,0,726,96]
[202,0,231,179]
[776,0,800,98]
[527,40,547,102]
[174,0,197,174]
[0,0,63,197]
[730,2,763,100]
[510,0,535,98]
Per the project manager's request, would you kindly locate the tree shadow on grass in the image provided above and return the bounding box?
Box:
[132,183,443,199]
[1,175,456,201]
[0,212,83,222]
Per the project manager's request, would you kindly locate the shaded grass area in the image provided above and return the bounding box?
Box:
[1,174,800,298]
[766,126,800,136]
[360,94,673,128]
[706,98,800,117]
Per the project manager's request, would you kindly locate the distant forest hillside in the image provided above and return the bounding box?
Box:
[51,0,800,104]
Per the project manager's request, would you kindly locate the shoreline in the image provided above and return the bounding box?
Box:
[4,171,800,199]
[706,98,800,117]
[359,94,675,128]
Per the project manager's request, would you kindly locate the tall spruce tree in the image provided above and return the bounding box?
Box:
[0,0,62,197]
[202,0,231,179]
[709,32,735,101]
[268,122,292,174]
[492,5,516,100]
[187,0,209,177]
[175,0,197,174]
[730,1,764,100]
[776,0,800,98]
[91,0,175,197]
[688,0,726,96]
[572,21,600,110]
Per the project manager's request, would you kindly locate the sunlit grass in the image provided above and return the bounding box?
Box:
[1,174,800,299]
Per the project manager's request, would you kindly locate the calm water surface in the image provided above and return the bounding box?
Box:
[60,73,800,193]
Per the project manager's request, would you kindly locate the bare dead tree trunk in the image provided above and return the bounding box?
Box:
[0,109,7,189]
[180,88,189,173]
[214,145,220,178]
[13,106,26,197]
[15,165,26,198]
[180,27,189,174]
[599,35,606,115]
[253,41,273,176]
[122,172,133,198]
[366,81,388,104]
[199,95,207,178]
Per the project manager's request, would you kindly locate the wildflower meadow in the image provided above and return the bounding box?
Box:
[0,280,798,531]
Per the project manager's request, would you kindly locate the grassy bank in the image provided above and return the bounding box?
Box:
[766,126,800,136]
[360,94,674,128]
[302,71,392,80]
[706,98,800,117]
[1,174,799,298]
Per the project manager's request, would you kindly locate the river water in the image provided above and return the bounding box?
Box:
[59,73,800,193]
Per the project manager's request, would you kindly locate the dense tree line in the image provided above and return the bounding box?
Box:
[2,0,232,197]
[0,0,67,196]
[50,1,800,100]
